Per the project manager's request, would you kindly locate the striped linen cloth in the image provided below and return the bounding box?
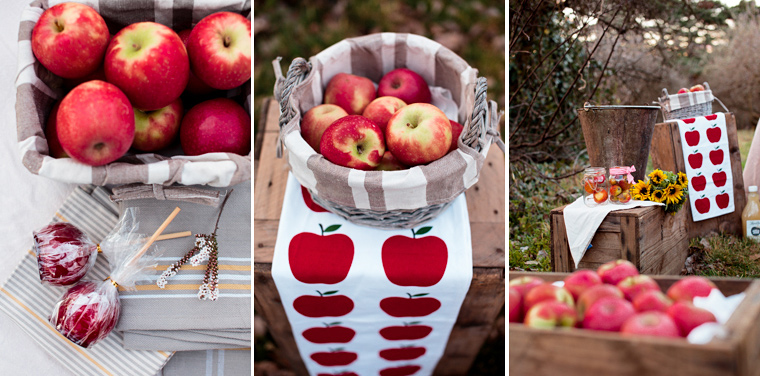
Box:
[116,180,251,351]
[0,185,173,376]
[15,0,251,187]
[161,349,250,376]
[659,89,714,112]
[277,32,500,212]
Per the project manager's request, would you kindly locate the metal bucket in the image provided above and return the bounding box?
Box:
[577,103,660,183]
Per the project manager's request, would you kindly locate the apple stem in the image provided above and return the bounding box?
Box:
[407,293,413,299]
[223,35,232,48]
[54,19,64,32]
[319,224,324,236]
[317,290,323,297]
[411,229,416,239]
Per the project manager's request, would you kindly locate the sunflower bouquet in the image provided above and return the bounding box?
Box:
[631,169,689,214]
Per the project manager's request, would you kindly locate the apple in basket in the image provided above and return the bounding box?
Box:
[57,80,135,166]
[180,98,251,156]
[177,29,216,95]
[33,222,98,286]
[690,84,706,92]
[362,96,407,132]
[31,2,109,79]
[105,22,189,111]
[324,73,377,115]
[666,276,717,302]
[50,281,119,348]
[187,12,251,90]
[131,98,183,152]
[320,115,385,170]
[667,301,717,336]
[621,311,680,338]
[301,104,348,152]
[386,103,452,166]
[449,120,464,152]
[375,151,408,171]
[378,68,432,104]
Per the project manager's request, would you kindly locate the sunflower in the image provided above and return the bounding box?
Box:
[650,189,666,203]
[677,172,688,188]
[631,180,651,200]
[664,183,684,205]
[649,169,667,186]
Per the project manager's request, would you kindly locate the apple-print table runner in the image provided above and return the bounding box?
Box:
[272,173,472,376]
[673,113,734,221]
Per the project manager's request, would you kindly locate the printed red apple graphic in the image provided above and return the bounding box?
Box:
[289,224,353,284]
[688,151,703,169]
[379,322,433,341]
[294,291,354,317]
[382,227,447,287]
[716,191,730,209]
[380,365,422,376]
[712,170,727,187]
[317,372,358,376]
[310,349,358,366]
[684,128,700,147]
[683,118,696,124]
[705,114,718,121]
[709,147,724,165]
[379,346,426,361]
[695,195,711,214]
[302,185,328,213]
[302,322,355,344]
[380,293,441,317]
[692,173,706,191]
[706,124,721,143]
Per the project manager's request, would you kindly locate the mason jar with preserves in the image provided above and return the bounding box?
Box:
[608,166,636,205]
[583,167,608,207]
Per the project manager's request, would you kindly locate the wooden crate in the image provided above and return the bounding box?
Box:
[509,271,760,376]
[254,98,506,375]
[550,204,688,274]
[650,112,745,238]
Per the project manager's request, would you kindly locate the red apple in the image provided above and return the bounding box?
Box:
[617,275,660,302]
[377,68,431,104]
[379,323,433,341]
[706,125,721,143]
[301,104,349,152]
[45,101,67,158]
[597,259,639,286]
[509,287,522,323]
[709,148,724,165]
[683,118,696,124]
[301,186,328,213]
[380,294,441,317]
[293,291,354,317]
[362,96,407,132]
[187,12,251,90]
[524,301,577,329]
[177,29,216,95]
[50,280,119,348]
[448,120,464,152]
[57,80,135,166]
[692,173,707,191]
[666,276,717,302]
[621,311,680,338]
[310,350,357,366]
[179,98,251,156]
[380,365,422,376]
[31,3,109,79]
[508,276,545,297]
[684,128,700,147]
[375,151,408,171]
[695,196,711,214]
[667,301,717,337]
[577,284,625,320]
[713,170,727,187]
[688,151,703,169]
[131,98,183,152]
[324,73,377,115]
[386,103,451,166]
[105,22,189,111]
[382,227,447,287]
[379,346,426,361]
[677,88,689,94]
[690,84,706,92]
[633,290,673,313]
[320,115,385,170]
[302,323,355,344]
[523,283,574,314]
[33,222,97,286]
[289,224,353,284]
[563,269,602,300]
[716,192,730,209]
[706,114,718,120]
[582,296,635,331]
[593,189,608,204]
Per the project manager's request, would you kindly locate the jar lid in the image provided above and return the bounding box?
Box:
[750,186,758,192]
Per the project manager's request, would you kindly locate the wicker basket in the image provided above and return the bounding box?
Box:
[658,82,728,120]
[274,33,503,229]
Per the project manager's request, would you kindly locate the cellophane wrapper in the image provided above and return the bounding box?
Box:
[49,208,161,348]
[33,222,98,286]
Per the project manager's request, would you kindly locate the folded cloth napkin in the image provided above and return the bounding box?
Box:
[563,196,664,268]
[0,186,173,376]
[159,349,251,376]
[115,181,251,351]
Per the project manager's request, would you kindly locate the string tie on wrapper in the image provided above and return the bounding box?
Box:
[103,276,119,288]
[610,165,636,184]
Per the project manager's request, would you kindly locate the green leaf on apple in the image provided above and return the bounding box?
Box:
[415,226,432,236]
[406,321,421,325]
[327,322,341,326]
[411,293,429,297]
[321,290,339,296]
[324,224,342,233]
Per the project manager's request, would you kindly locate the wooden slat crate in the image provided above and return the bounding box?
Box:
[509,271,760,376]
[253,98,506,375]
[550,204,689,274]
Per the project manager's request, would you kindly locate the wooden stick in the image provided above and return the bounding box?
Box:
[128,207,181,267]
[156,231,192,241]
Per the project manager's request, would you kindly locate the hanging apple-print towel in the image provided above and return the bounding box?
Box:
[673,113,734,221]
[272,173,472,376]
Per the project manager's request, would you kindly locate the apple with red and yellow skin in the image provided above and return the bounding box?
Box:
[524,301,577,329]
[667,301,717,337]
[375,151,408,171]
[633,290,673,313]
[380,365,422,376]
[690,84,706,92]
[621,311,680,338]
[386,103,451,166]
[563,269,602,300]
[320,115,385,170]
[362,96,406,132]
[177,29,216,95]
[378,68,431,104]
[666,276,717,302]
[31,2,109,79]
[597,259,639,285]
[324,73,377,115]
[131,98,183,152]
[180,98,251,156]
[382,227,447,287]
[380,293,441,317]
[187,12,251,90]
[301,104,348,152]
[583,296,635,332]
[677,88,689,94]
[293,291,354,317]
[57,80,134,166]
[379,323,433,341]
[509,287,522,323]
[523,283,574,315]
[576,284,624,320]
[379,346,426,361]
[617,275,660,301]
[45,101,67,158]
[448,120,464,152]
[509,276,544,297]
[310,350,357,366]
[302,323,355,344]
[105,22,189,111]
[289,224,353,284]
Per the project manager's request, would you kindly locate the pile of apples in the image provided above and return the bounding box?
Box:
[676,84,706,94]
[509,260,719,338]
[34,2,251,166]
[301,68,463,170]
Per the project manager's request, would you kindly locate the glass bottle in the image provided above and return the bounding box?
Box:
[582,167,608,207]
[743,186,760,242]
[608,166,633,205]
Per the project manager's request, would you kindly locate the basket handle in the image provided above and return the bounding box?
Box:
[462,77,505,154]
[272,57,311,158]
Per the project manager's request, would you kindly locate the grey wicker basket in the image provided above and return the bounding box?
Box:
[659,82,728,120]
